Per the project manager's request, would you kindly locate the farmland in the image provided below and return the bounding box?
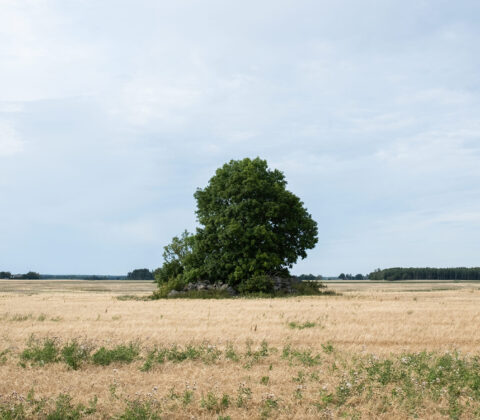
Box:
[1,280,480,419]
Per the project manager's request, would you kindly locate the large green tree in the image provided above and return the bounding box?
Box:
[155,157,318,291]
[191,157,318,286]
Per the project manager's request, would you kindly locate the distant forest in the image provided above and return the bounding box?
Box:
[0,271,40,279]
[0,271,127,280]
[369,267,480,281]
[2,268,480,281]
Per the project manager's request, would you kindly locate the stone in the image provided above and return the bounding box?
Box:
[226,286,237,295]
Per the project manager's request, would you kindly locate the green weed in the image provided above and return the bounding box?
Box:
[236,384,252,408]
[288,321,316,329]
[118,400,161,420]
[282,345,322,366]
[61,340,90,370]
[92,343,139,366]
[21,337,59,366]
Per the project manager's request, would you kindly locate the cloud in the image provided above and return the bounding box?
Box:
[0,1,479,274]
[0,120,23,157]
[108,77,203,127]
[0,1,107,102]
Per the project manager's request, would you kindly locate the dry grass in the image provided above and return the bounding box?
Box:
[1,280,480,419]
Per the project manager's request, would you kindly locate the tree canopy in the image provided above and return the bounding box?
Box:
[21,271,40,279]
[155,157,318,290]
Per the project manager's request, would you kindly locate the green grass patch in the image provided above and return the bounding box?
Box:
[0,349,8,365]
[61,340,91,370]
[118,400,161,420]
[282,344,322,366]
[288,320,317,330]
[92,343,140,366]
[21,337,59,366]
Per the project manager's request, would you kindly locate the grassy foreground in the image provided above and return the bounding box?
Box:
[1,281,480,418]
[2,338,480,419]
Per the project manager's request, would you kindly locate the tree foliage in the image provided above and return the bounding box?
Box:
[154,230,198,285]
[0,271,11,279]
[192,158,318,286]
[155,157,318,290]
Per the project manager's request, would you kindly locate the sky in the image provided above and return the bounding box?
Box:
[1,0,479,276]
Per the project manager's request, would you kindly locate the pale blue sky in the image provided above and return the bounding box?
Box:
[1,1,479,275]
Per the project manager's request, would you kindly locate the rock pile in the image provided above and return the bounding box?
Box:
[168,281,236,297]
[167,277,304,297]
[272,276,301,294]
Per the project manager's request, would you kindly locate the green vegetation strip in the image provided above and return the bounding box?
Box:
[4,338,480,419]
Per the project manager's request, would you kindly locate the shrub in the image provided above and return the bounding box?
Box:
[0,402,26,419]
[292,281,334,295]
[238,275,274,294]
[92,343,139,366]
[21,337,59,365]
[201,392,229,413]
[152,276,188,298]
[45,394,96,420]
[118,400,161,420]
[61,341,90,370]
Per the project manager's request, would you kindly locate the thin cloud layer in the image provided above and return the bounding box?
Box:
[1,1,479,275]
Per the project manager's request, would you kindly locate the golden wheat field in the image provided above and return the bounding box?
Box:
[1,280,480,419]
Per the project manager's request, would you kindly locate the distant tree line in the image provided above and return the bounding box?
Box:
[368,267,480,281]
[0,271,40,279]
[338,273,366,280]
[127,269,154,280]
[41,274,127,280]
[0,271,127,280]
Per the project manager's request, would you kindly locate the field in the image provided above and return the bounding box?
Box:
[1,280,480,419]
